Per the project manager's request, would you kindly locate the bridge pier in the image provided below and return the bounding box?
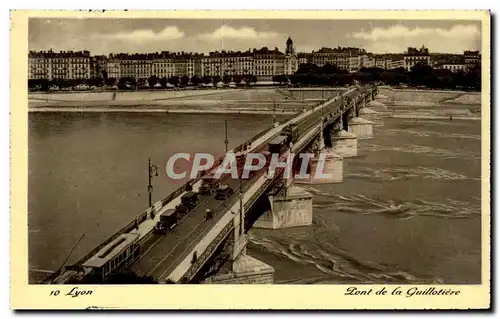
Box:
[367,100,388,111]
[358,107,384,126]
[254,185,313,229]
[294,149,344,184]
[231,231,248,265]
[331,130,357,157]
[348,117,373,139]
[202,253,274,284]
[367,100,392,117]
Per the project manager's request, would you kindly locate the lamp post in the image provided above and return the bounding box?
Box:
[319,102,325,151]
[239,177,244,235]
[148,158,159,208]
[273,100,276,126]
[224,119,229,154]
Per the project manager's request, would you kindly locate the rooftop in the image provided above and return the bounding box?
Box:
[82,231,140,268]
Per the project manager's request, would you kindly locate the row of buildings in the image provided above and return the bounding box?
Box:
[28,38,481,82]
[28,38,298,82]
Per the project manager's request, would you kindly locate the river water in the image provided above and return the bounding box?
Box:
[28,112,481,284]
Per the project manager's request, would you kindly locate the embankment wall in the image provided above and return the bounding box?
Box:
[378,87,481,105]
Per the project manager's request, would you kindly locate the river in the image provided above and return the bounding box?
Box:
[28,111,481,284]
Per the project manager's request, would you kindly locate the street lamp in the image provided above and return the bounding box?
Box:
[239,176,244,236]
[273,100,276,126]
[148,158,159,208]
[224,120,229,154]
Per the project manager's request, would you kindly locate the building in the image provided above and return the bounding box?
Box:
[297,47,366,73]
[284,37,298,76]
[297,52,309,65]
[28,50,91,80]
[253,47,285,81]
[404,46,430,71]
[28,50,52,80]
[90,55,108,79]
[386,59,405,70]
[464,50,480,70]
[152,57,175,79]
[440,62,466,72]
[360,54,374,69]
[35,39,479,84]
[374,59,388,69]
[348,55,360,73]
[105,59,121,80]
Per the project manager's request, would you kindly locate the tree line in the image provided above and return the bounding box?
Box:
[274,62,481,91]
[28,74,259,91]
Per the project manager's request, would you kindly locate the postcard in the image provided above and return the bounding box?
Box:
[10,9,490,310]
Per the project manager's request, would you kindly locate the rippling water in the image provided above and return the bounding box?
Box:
[247,118,481,284]
[28,112,482,284]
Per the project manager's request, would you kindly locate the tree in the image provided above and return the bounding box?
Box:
[106,77,117,86]
[148,75,158,88]
[321,63,345,75]
[233,74,244,85]
[190,75,201,86]
[180,75,190,87]
[168,76,179,87]
[243,74,252,86]
[159,77,168,88]
[212,75,221,85]
[137,78,147,88]
[296,63,320,75]
[409,63,434,87]
[250,75,258,85]
[118,77,136,90]
[222,75,231,84]
[201,76,212,85]
[272,74,288,85]
[86,77,104,87]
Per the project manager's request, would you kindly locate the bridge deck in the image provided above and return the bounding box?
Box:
[130,175,256,280]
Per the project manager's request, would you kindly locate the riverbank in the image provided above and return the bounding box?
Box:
[377,86,481,105]
[391,114,480,120]
[28,107,299,115]
[27,87,482,119]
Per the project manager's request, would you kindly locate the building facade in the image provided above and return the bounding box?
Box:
[386,59,405,70]
[404,46,431,71]
[29,40,478,83]
[29,50,91,80]
[284,37,298,76]
[464,50,480,70]
[441,63,466,72]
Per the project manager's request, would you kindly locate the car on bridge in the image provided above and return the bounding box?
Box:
[282,123,299,145]
[214,184,234,200]
[154,209,179,234]
[268,135,289,155]
[175,191,199,214]
[198,173,220,196]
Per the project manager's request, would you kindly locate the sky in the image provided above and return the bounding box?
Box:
[28,18,482,55]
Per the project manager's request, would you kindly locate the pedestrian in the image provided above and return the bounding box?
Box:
[205,208,213,221]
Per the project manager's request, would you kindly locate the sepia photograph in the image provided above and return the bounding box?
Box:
[11,10,490,309]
